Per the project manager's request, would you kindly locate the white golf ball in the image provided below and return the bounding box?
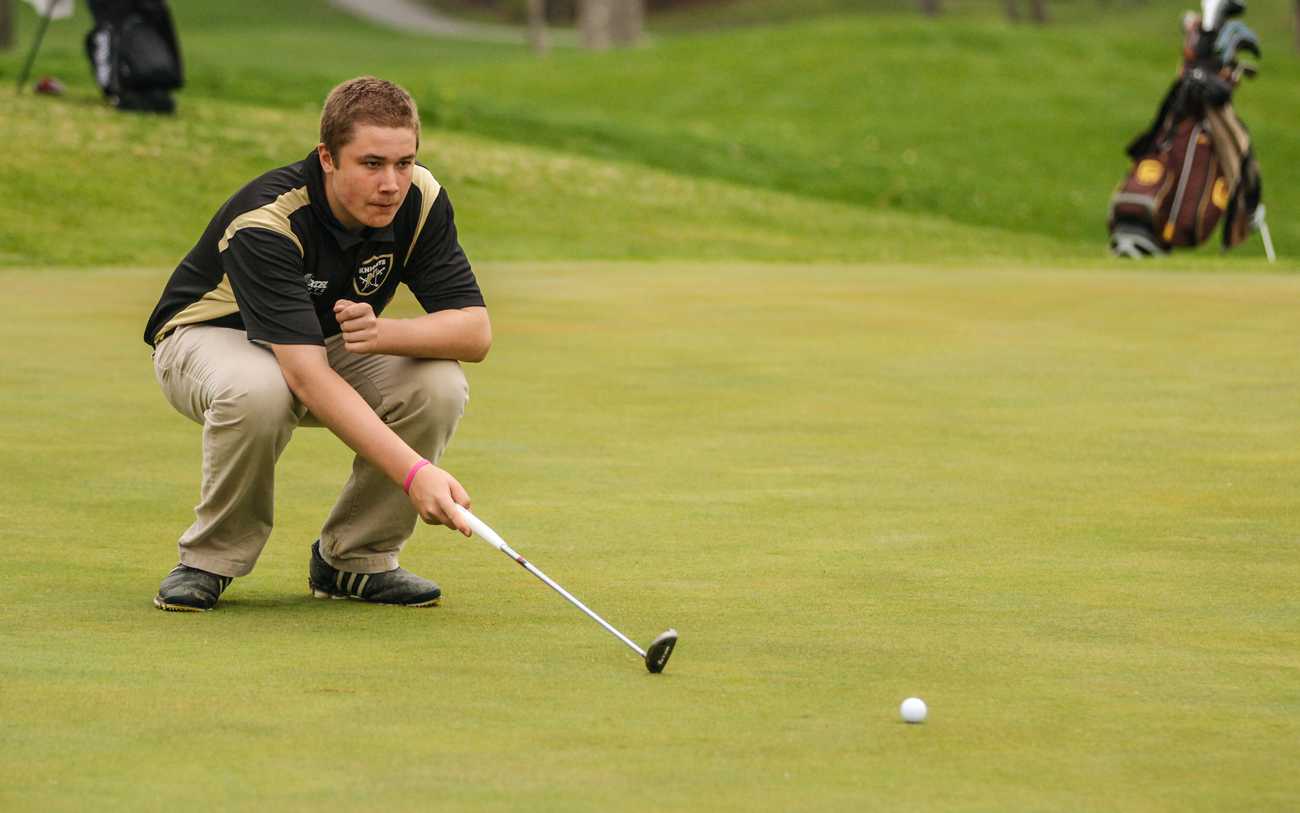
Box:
[900,697,927,724]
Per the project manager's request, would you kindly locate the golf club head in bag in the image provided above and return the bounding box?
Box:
[1201,0,1246,32]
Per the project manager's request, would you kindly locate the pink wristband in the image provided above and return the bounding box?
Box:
[403,459,432,494]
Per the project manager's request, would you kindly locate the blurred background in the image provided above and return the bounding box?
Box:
[1,0,1295,269]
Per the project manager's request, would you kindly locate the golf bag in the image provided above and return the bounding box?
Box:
[1108,0,1262,257]
[84,0,183,113]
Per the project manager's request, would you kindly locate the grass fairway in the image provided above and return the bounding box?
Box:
[2,262,1297,810]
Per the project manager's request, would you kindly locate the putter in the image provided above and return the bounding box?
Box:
[455,505,678,674]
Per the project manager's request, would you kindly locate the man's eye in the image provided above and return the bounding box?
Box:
[366,161,381,168]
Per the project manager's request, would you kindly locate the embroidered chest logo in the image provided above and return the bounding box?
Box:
[354,253,394,296]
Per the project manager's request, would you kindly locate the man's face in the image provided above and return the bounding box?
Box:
[318,124,418,231]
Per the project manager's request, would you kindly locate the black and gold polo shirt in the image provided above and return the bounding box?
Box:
[143,149,483,347]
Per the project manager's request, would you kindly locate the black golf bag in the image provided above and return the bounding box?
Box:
[1108,5,1262,257]
[84,0,183,113]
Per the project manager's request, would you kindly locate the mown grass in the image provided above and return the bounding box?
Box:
[1,263,1298,810]
[0,86,1087,268]
[2,0,1295,264]
[1,2,1297,809]
[421,6,1299,255]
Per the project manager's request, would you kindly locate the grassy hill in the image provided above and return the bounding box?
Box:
[419,4,1299,255]
[0,88,1079,268]
[1,0,1295,266]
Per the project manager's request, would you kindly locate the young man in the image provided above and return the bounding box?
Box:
[144,76,490,611]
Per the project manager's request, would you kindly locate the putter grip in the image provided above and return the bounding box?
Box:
[455,505,509,552]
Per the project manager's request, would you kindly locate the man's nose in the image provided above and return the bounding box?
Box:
[378,166,399,193]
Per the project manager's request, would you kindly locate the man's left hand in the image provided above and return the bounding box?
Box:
[335,299,381,354]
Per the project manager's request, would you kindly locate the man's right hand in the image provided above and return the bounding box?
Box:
[408,464,473,536]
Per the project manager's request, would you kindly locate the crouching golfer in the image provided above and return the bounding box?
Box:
[143,76,489,611]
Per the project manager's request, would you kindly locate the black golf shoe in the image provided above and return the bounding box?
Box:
[308,541,441,607]
[154,564,233,612]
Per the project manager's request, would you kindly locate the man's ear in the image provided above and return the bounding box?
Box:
[317,143,335,173]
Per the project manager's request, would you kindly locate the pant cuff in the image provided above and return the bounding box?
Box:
[178,550,255,578]
[318,539,401,574]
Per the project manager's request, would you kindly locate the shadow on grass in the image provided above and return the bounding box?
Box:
[205,595,448,615]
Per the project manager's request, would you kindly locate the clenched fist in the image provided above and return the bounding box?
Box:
[334,299,381,354]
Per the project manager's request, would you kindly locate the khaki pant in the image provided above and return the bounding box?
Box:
[153,325,468,578]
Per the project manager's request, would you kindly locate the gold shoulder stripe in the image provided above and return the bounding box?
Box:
[153,275,239,345]
[405,165,443,266]
[218,186,310,256]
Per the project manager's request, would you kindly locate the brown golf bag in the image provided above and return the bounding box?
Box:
[1108,10,1262,257]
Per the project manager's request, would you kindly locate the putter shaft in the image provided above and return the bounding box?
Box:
[456,507,647,658]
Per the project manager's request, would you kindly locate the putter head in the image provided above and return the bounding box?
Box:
[644,628,677,674]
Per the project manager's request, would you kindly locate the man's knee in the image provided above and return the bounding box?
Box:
[404,360,468,425]
[208,377,298,435]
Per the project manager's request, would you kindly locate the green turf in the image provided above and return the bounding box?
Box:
[1,1,1297,808]
[1,264,1297,810]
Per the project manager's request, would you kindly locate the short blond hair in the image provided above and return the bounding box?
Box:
[319,76,420,158]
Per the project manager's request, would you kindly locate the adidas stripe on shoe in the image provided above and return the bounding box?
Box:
[308,540,441,607]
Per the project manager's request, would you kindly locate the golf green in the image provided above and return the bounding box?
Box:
[2,263,1296,810]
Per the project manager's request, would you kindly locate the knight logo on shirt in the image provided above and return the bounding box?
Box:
[354,253,394,296]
